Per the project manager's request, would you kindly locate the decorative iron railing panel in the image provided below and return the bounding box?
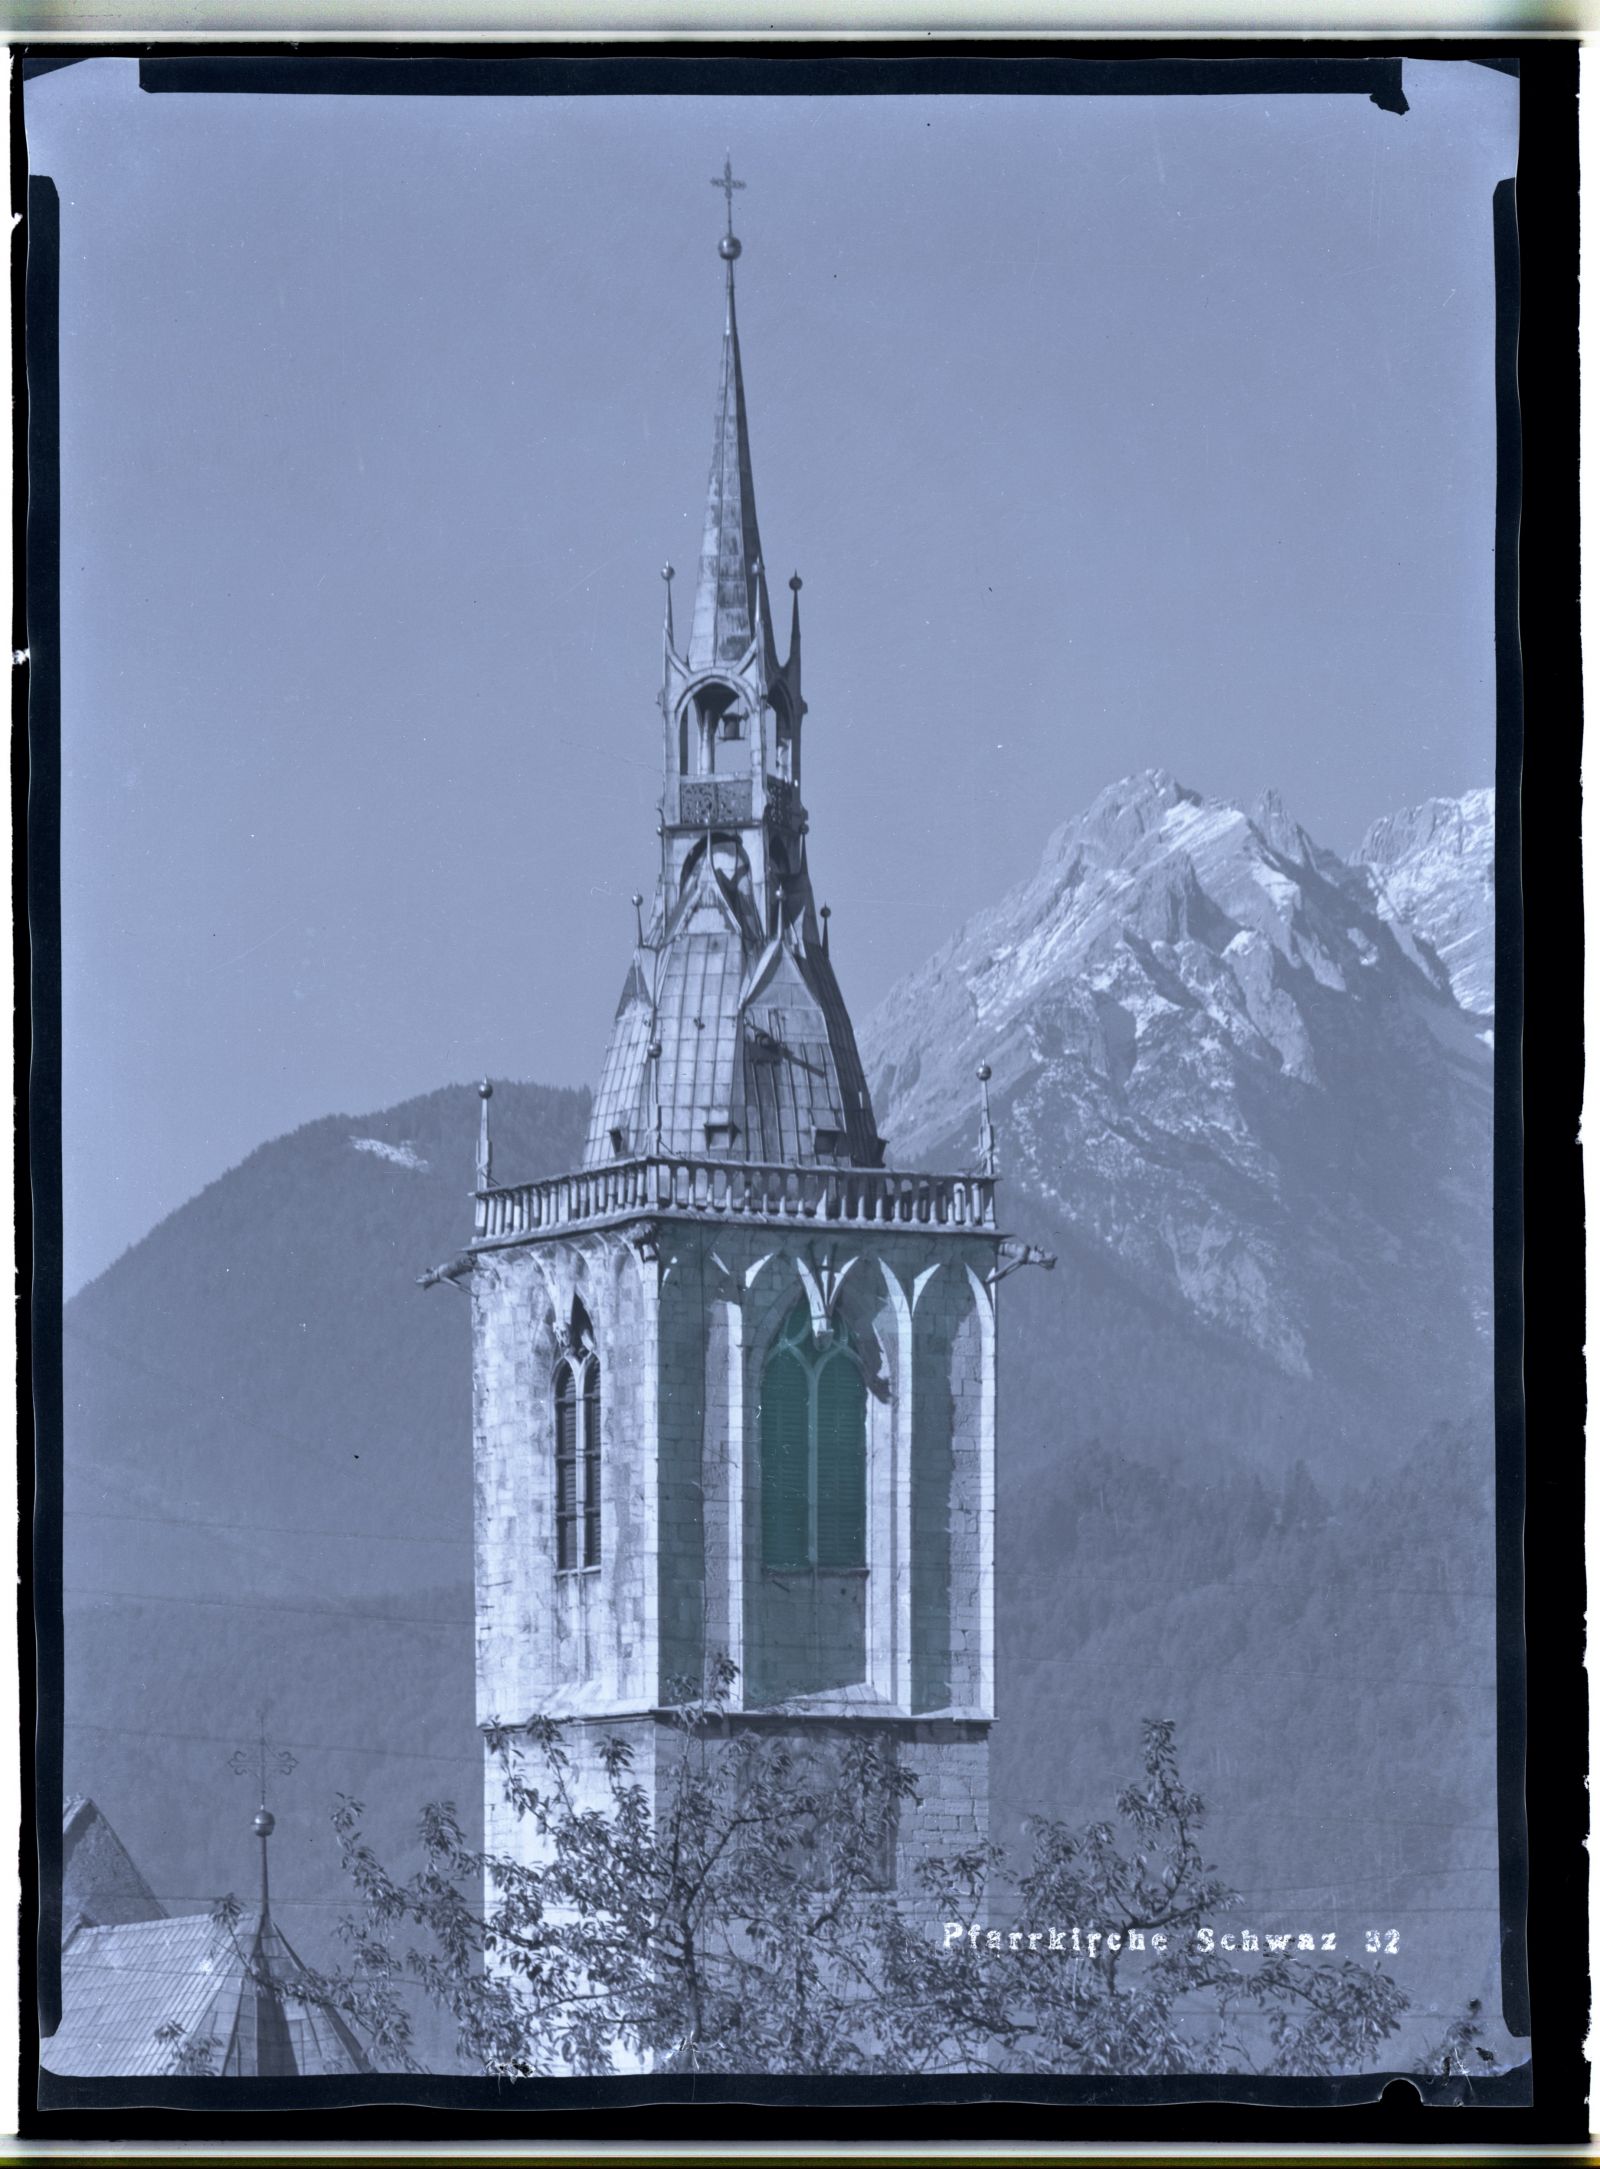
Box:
[677,778,753,827]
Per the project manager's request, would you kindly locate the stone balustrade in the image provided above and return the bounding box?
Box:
[472,1155,997,1245]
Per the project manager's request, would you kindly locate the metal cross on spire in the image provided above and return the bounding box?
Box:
[711,154,745,239]
[228,1704,297,1811]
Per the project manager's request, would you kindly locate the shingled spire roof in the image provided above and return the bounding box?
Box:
[687,223,776,676]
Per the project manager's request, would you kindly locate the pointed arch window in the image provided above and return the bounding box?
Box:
[760,1302,867,1572]
[554,1306,600,1573]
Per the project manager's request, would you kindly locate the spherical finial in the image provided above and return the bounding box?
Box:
[820,903,831,920]
[253,1807,275,1839]
[719,232,742,262]
[648,1040,663,1062]
[977,1063,992,1084]
[479,1078,493,1101]
[661,562,674,583]
[631,892,643,909]
[790,571,803,593]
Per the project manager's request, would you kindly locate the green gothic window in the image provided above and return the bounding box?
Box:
[760,1302,867,1572]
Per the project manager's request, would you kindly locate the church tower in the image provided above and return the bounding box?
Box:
[461,170,1006,1900]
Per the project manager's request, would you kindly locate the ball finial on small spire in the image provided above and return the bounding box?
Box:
[662,563,674,583]
[476,1079,494,1190]
[790,571,803,594]
[976,1062,997,1176]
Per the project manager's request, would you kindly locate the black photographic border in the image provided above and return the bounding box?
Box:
[13,38,1582,2150]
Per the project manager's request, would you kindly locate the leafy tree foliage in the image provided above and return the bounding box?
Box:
[289,1676,1409,2078]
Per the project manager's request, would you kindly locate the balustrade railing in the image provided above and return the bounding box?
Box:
[472,1155,996,1243]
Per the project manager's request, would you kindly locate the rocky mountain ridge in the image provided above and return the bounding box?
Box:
[860,772,1494,1472]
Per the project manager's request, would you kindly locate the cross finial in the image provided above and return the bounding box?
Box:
[712,154,745,234]
[228,1703,297,1812]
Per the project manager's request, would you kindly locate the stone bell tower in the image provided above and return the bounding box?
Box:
[446,169,1031,1901]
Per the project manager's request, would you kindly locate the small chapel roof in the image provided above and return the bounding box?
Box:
[47,1773,375,2079]
[46,1906,373,2078]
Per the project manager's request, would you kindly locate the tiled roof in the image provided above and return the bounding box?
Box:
[44,1907,374,2078]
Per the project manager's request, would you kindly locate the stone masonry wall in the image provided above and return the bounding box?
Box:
[472,1212,999,1914]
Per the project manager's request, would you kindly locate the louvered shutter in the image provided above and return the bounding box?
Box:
[761,1347,811,1569]
[581,1361,602,1569]
[814,1351,867,1568]
[555,1367,578,1571]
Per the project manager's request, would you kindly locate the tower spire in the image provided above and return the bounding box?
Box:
[582,168,883,1175]
[689,158,773,675]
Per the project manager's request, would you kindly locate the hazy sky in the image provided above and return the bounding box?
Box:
[25,60,1516,1295]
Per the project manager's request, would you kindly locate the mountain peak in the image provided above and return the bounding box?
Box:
[1356,786,1494,870]
[1052,770,1202,860]
[1248,786,1310,863]
[1353,787,1494,1017]
[861,772,1491,1422]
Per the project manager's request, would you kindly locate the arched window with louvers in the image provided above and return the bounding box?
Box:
[553,1302,601,1574]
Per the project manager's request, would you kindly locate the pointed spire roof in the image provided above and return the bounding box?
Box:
[688,187,775,676]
